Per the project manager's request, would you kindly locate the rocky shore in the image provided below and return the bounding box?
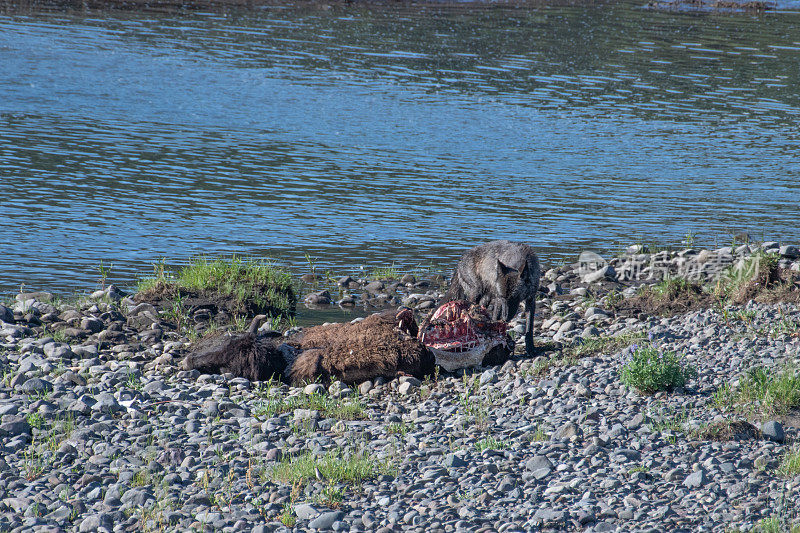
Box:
[1,242,800,532]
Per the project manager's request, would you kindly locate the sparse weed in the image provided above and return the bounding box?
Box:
[777,445,800,478]
[386,422,415,436]
[474,436,506,452]
[254,393,365,421]
[278,502,296,527]
[714,365,800,416]
[270,448,395,487]
[369,263,399,280]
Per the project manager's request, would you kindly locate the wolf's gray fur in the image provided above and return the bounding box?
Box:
[444,240,541,357]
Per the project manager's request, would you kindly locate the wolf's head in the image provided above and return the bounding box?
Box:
[495,259,530,299]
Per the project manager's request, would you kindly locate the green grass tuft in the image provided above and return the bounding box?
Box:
[619,344,697,394]
[714,365,800,416]
[271,449,395,486]
[137,255,295,319]
[777,445,800,478]
[253,393,365,421]
[369,263,400,280]
[474,436,507,452]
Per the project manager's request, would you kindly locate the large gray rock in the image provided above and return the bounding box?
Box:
[762,421,785,443]
[683,469,706,488]
[780,245,800,258]
[17,377,53,394]
[309,510,344,529]
[92,393,124,414]
[525,455,553,472]
[294,503,321,520]
[0,418,31,437]
[0,305,12,323]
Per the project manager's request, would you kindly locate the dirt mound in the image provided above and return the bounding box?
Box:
[696,420,761,442]
[727,267,800,306]
[136,284,295,325]
[610,280,717,318]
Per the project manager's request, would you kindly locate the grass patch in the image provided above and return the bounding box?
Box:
[457,375,492,429]
[271,448,395,487]
[368,263,399,280]
[619,344,697,394]
[253,393,366,421]
[714,365,800,416]
[278,503,296,527]
[695,420,761,442]
[475,436,506,452]
[569,332,647,359]
[611,277,714,317]
[754,516,800,533]
[136,255,295,322]
[386,422,415,436]
[777,445,800,478]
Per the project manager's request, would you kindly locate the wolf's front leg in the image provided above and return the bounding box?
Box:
[525,295,535,357]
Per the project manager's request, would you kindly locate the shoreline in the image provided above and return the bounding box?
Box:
[1,242,799,531]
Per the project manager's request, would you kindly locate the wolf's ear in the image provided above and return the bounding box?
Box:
[497,259,518,276]
[519,261,529,277]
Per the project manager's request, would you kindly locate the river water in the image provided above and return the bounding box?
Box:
[1,0,799,296]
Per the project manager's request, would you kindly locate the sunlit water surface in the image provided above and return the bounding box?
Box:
[2,1,800,303]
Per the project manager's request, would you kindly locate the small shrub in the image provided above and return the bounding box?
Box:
[278,503,296,527]
[619,344,697,394]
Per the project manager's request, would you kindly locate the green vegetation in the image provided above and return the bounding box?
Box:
[777,445,800,478]
[369,263,399,280]
[137,255,295,319]
[253,393,366,421]
[278,503,296,527]
[753,516,800,533]
[619,344,697,394]
[457,374,492,429]
[714,252,779,301]
[474,436,507,452]
[96,259,113,290]
[714,365,800,416]
[386,422,415,436]
[569,332,647,359]
[270,448,395,486]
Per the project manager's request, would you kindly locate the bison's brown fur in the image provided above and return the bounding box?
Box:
[288,310,434,384]
[182,310,434,385]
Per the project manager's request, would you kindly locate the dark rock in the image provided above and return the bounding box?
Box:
[364,280,385,293]
[0,418,31,437]
[304,290,331,306]
[17,377,53,394]
[309,511,344,529]
[80,317,104,333]
[762,421,785,443]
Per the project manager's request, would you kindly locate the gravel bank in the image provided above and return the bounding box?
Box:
[1,243,799,532]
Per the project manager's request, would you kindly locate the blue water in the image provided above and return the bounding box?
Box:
[1,2,799,295]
